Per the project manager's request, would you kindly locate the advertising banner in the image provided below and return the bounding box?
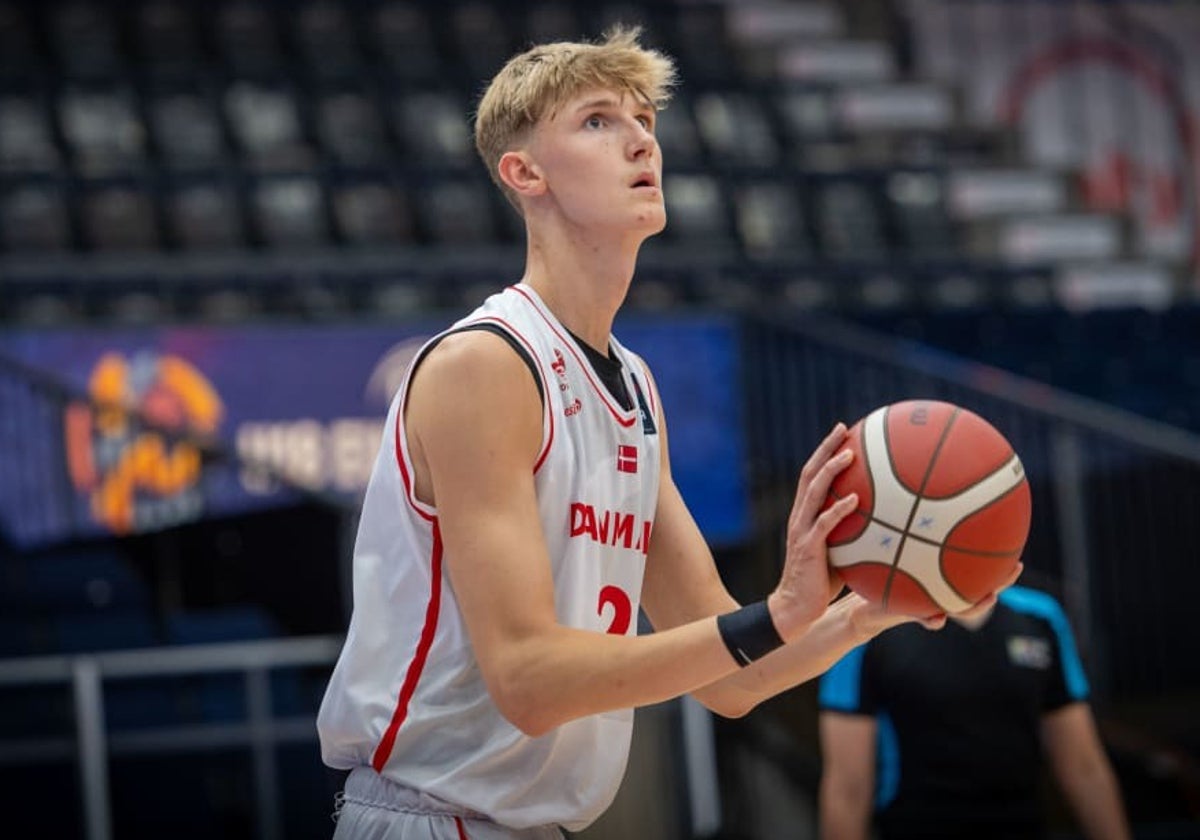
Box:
[0,315,749,548]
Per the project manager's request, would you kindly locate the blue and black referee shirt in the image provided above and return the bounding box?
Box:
[818,586,1090,840]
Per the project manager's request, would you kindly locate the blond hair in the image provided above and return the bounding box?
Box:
[474,25,677,210]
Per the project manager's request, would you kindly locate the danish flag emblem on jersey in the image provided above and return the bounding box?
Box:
[616,444,638,474]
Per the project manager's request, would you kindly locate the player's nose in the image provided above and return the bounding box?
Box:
[627,122,655,160]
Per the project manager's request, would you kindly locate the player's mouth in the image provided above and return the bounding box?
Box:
[630,172,658,190]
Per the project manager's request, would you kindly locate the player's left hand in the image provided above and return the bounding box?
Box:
[769,422,859,640]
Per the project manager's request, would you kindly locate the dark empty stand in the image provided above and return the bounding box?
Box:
[78,179,160,251]
[213,0,285,76]
[314,88,391,167]
[148,88,231,172]
[448,1,513,85]
[0,3,41,80]
[291,1,365,81]
[49,1,123,79]
[391,89,476,168]
[0,179,73,252]
[884,170,957,260]
[164,177,246,250]
[813,177,888,262]
[653,97,704,167]
[371,1,443,84]
[733,180,812,260]
[332,180,415,246]
[414,177,497,244]
[134,1,204,78]
[249,173,330,247]
[692,91,779,167]
[661,172,734,247]
[526,1,582,43]
[670,3,738,85]
[223,80,315,172]
[57,86,147,176]
[0,95,62,175]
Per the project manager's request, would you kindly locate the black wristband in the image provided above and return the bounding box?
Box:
[716,600,785,667]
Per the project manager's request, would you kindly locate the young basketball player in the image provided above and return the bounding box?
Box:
[317,26,1018,839]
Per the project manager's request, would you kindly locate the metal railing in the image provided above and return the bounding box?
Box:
[743,312,1200,703]
[0,636,342,840]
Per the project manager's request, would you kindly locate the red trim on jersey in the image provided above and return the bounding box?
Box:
[371,521,445,771]
[510,284,638,428]
[454,817,469,839]
[395,406,436,523]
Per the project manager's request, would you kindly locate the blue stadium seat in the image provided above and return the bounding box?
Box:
[167,606,284,724]
[0,684,73,738]
[12,549,149,614]
[166,606,279,645]
[55,611,158,653]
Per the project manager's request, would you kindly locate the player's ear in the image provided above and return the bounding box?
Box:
[498,151,546,199]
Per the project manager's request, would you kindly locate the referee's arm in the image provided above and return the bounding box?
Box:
[819,712,876,840]
[1042,704,1132,840]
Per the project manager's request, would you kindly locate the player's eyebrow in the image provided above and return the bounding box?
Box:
[572,95,622,114]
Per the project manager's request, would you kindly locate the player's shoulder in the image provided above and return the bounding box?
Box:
[408,328,544,430]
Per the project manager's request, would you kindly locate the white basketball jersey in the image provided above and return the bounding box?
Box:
[317,284,662,831]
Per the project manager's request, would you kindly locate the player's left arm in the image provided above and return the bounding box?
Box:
[1041,702,1132,840]
[637,366,932,717]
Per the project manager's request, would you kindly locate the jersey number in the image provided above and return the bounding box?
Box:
[598,585,632,635]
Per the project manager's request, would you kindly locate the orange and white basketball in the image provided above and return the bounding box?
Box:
[824,400,1032,618]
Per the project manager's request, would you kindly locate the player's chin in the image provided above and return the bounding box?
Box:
[634,206,667,235]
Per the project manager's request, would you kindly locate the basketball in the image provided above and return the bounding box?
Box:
[824,400,1032,618]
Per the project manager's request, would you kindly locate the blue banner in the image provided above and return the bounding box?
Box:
[0,315,749,548]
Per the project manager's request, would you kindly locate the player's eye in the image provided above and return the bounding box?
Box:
[636,114,654,131]
[584,114,605,129]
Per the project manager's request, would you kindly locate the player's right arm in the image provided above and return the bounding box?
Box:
[818,712,877,840]
[406,331,848,736]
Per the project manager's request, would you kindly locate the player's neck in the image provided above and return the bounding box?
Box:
[522,227,641,352]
